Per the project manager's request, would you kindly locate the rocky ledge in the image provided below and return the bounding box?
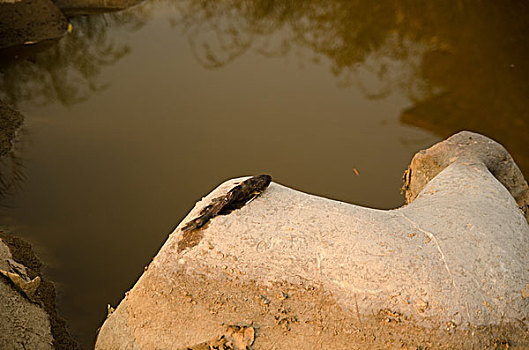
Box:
[0,232,79,349]
[95,131,529,349]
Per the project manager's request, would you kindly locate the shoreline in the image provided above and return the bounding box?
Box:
[0,101,78,348]
[0,230,79,349]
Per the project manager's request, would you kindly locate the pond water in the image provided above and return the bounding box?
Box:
[0,1,528,348]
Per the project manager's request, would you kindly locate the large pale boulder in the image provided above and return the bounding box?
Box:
[96,131,529,349]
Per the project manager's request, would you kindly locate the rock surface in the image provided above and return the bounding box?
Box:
[0,238,53,350]
[0,232,80,350]
[0,0,67,50]
[96,131,529,349]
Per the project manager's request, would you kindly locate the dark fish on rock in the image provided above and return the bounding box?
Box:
[181,174,272,233]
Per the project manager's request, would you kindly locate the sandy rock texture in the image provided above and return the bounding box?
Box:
[96,131,529,349]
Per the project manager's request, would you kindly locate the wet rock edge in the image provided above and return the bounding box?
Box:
[0,231,79,349]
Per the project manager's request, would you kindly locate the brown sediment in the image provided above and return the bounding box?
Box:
[184,275,528,349]
[177,228,206,254]
[0,231,79,350]
[113,266,529,349]
[181,324,255,350]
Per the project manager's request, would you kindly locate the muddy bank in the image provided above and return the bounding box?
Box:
[0,231,79,349]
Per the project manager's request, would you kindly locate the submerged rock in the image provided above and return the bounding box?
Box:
[0,0,68,50]
[52,0,145,17]
[96,131,529,349]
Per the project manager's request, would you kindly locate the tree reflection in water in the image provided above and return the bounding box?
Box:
[173,0,529,175]
[0,1,528,347]
[0,6,152,107]
[0,101,24,202]
[175,0,425,95]
[0,3,153,201]
[0,149,25,203]
[398,1,529,174]
[1,0,528,193]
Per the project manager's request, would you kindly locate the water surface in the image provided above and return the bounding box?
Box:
[0,1,528,348]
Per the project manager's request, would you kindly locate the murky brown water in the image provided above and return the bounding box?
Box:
[0,0,528,348]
